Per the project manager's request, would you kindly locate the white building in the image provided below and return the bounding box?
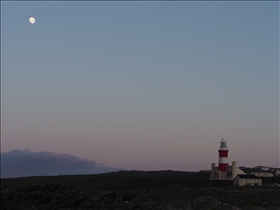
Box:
[233,174,262,186]
[275,170,280,176]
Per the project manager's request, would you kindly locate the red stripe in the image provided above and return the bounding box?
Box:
[219,150,228,157]
[218,163,228,171]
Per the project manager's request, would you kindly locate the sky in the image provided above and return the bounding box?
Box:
[1,1,279,178]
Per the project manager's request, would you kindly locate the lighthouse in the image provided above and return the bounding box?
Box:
[210,138,246,180]
[218,137,228,171]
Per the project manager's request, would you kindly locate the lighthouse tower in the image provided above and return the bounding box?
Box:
[218,137,228,171]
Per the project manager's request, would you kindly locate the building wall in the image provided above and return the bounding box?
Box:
[242,178,262,186]
[275,171,280,176]
[211,163,216,179]
[210,167,228,179]
[233,176,262,186]
[211,161,245,180]
[226,166,233,178]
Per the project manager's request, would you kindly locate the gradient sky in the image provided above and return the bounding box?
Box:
[1,1,279,175]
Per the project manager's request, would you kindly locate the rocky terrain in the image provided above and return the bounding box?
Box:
[1,170,280,210]
[1,183,224,210]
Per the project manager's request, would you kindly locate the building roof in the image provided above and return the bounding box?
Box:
[220,137,226,143]
[251,171,273,174]
[237,174,260,179]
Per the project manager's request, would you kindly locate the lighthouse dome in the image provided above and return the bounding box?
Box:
[219,137,228,150]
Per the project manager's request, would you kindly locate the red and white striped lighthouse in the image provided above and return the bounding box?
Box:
[218,137,229,171]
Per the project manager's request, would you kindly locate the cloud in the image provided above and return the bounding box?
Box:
[1,149,125,178]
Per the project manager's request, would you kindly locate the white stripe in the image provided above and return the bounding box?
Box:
[219,158,228,164]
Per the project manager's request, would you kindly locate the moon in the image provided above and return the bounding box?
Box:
[29,17,36,24]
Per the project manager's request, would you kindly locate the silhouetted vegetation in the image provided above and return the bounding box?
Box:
[1,170,280,209]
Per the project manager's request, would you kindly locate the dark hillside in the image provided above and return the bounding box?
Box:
[1,170,214,193]
[1,170,280,210]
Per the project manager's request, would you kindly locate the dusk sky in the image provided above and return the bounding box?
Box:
[1,2,279,177]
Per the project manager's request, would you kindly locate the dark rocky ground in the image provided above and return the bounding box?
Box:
[1,170,280,210]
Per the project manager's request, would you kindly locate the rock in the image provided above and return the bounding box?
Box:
[1,184,92,210]
[123,191,136,201]
[1,184,242,210]
[230,206,242,210]
[158,199,193,210]
[132,200,158,209]
[192,196,221,206]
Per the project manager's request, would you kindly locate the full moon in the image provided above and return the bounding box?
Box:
[29,17,36,24]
